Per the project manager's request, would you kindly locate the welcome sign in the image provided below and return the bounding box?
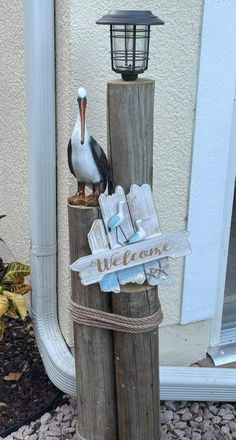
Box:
[70,184,191,293]
[71,230,190,286]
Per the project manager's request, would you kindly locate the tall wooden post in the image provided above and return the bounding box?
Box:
[107,79,161,439]
[68,205,117,440]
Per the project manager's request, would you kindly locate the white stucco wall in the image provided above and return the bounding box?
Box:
[56,0,209,365]
[0,1,29,263]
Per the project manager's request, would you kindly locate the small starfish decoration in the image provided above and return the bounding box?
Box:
[147,264,169,281]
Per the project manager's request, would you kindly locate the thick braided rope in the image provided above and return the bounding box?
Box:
[69,298,163,333]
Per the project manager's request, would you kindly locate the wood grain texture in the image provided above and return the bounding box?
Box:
[68,204,117,440]
[107,79,161,439]
[112,288,160,440]
[107,79,155,193]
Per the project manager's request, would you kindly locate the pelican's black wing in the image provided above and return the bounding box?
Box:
[67,139,76,178]
[90,136,111,192]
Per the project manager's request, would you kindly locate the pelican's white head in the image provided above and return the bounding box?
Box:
[77,87,88,145]
[77,87,87,99]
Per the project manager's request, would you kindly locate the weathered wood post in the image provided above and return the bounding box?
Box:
[68,205,117,440]
[107,79,161,439]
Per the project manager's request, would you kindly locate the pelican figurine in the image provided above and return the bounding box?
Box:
[68,87,111,206]
[108,201,125,232]
[125,219,147,244]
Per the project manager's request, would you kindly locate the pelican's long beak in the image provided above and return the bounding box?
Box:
[79,98,87,145]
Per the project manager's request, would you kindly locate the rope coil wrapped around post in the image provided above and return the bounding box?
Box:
[69,297,163,333]
[70,296,163,440]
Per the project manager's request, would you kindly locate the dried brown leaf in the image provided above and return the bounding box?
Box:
[4,372,23,381]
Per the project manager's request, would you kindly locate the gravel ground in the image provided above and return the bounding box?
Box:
[2,399,236,439]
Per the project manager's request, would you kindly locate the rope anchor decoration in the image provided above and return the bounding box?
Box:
[70,184,191,293]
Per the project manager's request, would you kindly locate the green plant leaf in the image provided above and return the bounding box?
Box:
[4,291,27,320]
[0,295,9,318]
[5,306,18,319]
[11,284,32,295]
[1,262,30,284]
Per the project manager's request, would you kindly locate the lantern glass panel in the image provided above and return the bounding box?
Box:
[111,25,149,74]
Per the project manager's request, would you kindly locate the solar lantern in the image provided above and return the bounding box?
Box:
[96,10,164,81]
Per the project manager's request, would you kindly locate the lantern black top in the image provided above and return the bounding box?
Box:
[96,10,164,26]
[96,10,164,81]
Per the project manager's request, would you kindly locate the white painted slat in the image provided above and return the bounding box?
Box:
[127,184,172,286]
[99,186,146,285]
[88,219,120,293]
[71,230,191,286]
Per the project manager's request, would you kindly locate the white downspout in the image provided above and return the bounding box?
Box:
[24,0,76,396]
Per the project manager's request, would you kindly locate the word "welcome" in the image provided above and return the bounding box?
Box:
[95,244,172,273]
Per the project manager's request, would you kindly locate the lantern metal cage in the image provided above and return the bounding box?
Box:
[96,10,164,81]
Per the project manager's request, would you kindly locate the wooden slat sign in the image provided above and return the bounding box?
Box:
[70,184,191,293]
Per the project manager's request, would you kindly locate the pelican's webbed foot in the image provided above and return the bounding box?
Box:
[68,182,86,205]
[83,183,102,207]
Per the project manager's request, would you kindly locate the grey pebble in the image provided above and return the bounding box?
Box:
[212,415,221,424]
[162,410,174,423]
[190,420,199,429]
[63,412,74,422]
[225,413,235,420]
[224,434,233,440]
[28,435,37,440]
[221,425,230,434]
[192,432,201,440]
[12,433,24,440]
[204,408,214,419]
[173,413,180,422]
[181,409,193,421]
[46,438,59,440]
[175,421,187,430]
[201,420,210,432]
[218,408,229,417]
[61,404,72,414]
[39,424,49,434]
[203,431,215,440]
[177,408,187,415]
[208,405,219,415]
[216,434,225,440]
[165,400,176,411]
[191,402,199,414]
[47,426,61,437]
[174,429,185,437]
[230,421,236,431]
[23,427,34,436]
[40,412,52,424]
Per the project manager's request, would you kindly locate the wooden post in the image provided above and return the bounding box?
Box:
[107,79,161,439]
[68,205,117,440]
